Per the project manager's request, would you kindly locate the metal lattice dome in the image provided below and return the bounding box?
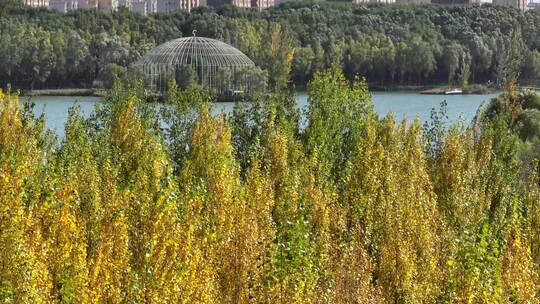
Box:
[137,35,264,95]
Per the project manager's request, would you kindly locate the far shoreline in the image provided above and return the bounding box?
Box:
[18,83,530,98]
[19,88,107,97]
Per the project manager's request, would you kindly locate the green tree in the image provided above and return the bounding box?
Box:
[523,50,540,80]
[442,42,463,84]
[175,65,199,90]
[263,23,294,91]
[292,47,315,85]
[304,69,372,183]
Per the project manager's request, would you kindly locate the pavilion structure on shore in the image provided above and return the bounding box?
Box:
[136,33,261,96]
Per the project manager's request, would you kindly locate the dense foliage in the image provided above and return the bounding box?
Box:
[484,86,540,177]
[0,69,539,302]
[0,3,539,90]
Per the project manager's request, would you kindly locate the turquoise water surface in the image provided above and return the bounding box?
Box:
[24,92,500,137]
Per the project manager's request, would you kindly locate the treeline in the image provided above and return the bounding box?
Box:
[1,70,540,302]
[0,2,539,90]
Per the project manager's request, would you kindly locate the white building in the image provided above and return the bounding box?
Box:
[251,0,273,10]
[98,0,118,11]
[229,0,250,7]
[47,0,274,13]
[48,0,118,12]
[131,0,157,14]
[394,0,430,4]
[76,0,96,8]
[353,0,395,3]
[156,0,202,12]
[49,0,77,12]
[118,0,131,6]
[526,0,540,9]
[24,0,50,7]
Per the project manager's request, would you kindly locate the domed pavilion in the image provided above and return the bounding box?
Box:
[137,33,263,95]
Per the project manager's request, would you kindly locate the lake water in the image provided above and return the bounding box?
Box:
[23,92,500,136]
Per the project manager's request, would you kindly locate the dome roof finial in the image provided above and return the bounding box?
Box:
[192,29,197,37]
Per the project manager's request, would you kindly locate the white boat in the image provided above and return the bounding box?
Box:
[445,88,463,95]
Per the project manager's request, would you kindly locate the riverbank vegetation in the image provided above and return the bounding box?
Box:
[0,2,539,91]
[1,69,540,302]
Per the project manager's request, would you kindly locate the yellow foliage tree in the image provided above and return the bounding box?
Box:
[0,90,53,303]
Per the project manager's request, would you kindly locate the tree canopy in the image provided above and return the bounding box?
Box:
[1,69,540,302]
[0,3,539,90]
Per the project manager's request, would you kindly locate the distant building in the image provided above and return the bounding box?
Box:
[156,0,174,11]
[230,0,251,7]
[431,0,480,4]
[24,0,49,7]
[118,0,131,6]
[527,1,540,9]
[205,0,222,7]
[73,0,118,10]
[131,0,157,14]
[395,0,430,4]
[99,0,118,10]
[77,0,97,9]
[206,0,249,8]
[131,0,146,12]
[49,0,273,13]
[49,0,77,12]
[156,0,202,12]
[251,0,273,9]
[353,0,395,3]
[207,0,273,9]
[147,0,157,12]
[493,0,528,11]
[355,0,483,4]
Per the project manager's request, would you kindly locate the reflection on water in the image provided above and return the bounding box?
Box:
[23,92,500,137]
